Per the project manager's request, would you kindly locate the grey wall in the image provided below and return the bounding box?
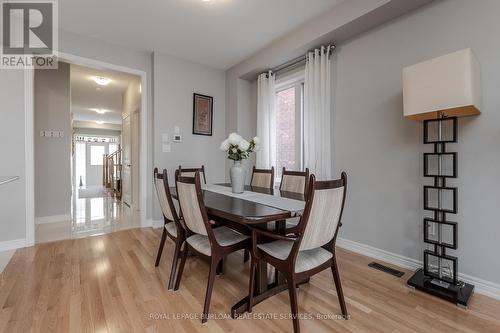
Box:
[0,71,26,242]
[333,0,500,284]
[34,62,72,218]
[236,78,257,183]
[152,52,226,220]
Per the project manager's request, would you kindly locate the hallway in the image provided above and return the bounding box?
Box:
[35,186,140,244]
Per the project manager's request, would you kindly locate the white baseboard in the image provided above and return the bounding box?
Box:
[150,219,164,229]
[35,214,71,225]
[0,238,26,251]
[337,237,500,301]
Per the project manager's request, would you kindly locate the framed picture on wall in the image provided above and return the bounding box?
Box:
[193,93,213,136]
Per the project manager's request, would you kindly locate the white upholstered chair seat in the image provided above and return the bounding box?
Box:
[257,240,333,273]
[186,226,249,256]
[165,222,177,238]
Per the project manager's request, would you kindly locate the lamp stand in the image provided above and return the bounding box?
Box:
[407,113,474,307]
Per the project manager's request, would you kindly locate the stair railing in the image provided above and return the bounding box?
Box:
[103,147,122,199]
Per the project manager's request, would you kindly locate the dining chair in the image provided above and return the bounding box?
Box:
[177,165,249,265]
[153,168,186,290]
[274,167,310,230]
[174,171,250,323]
[178,165,207,184]
[248,172,348,333]
[248,166,275,262]
[250,166,274,189]
[279,167,309,196]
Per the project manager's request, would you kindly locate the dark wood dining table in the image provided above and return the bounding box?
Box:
[170,183,306,318]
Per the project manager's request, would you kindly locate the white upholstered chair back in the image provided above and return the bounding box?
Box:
[180,171,205,182]
[280,175,307,194]
[178,166,206,184]
[176,180,207,236]
[251,173,271,188]
[154,177,175,221]
[299,186,345,251]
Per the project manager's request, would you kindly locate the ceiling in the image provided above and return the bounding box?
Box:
[59,0,345,69]
[71,63,139,126]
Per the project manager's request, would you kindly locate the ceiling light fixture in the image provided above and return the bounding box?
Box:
[95,120,105,125]
[91,76,112,86]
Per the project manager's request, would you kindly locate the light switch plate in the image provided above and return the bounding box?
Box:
[428,222,436,237]
[162,133,169,142]
[174,126,180,134]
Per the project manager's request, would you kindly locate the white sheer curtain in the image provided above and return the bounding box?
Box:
[256,71,276,168]
[304,45,333,179]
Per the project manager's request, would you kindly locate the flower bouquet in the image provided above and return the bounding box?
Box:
[220,133,259,193]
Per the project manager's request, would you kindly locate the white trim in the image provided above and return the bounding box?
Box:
[35,214,71,225]
[275,67,305,90]
[337,238,420,270]
[337,237,500,301]
[24,52,151,245]
[139,74,148,228]
[24,69,35,247]
[0,238,26,252]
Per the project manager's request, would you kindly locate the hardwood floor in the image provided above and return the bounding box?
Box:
[1,228,499,333]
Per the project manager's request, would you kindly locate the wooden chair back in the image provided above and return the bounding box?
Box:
[178,165,207,184]
[296,172,347,251]
[250,166,274,189]
[279,167,309,196]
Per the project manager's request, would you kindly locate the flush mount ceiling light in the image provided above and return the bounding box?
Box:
[95,120,105,125]
[91,76,112,86]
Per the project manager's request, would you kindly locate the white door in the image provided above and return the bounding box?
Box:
[131,110,140,210]
[122,115,132,207]
[87,143,106,186]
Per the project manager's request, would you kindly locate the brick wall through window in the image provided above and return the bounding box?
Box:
[275,87,296,178]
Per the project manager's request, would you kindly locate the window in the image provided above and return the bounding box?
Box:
[109,143,118,155]
[274,73,304,181]
[90,145,105,166]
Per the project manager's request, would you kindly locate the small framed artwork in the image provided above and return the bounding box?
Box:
[193,93,213,136]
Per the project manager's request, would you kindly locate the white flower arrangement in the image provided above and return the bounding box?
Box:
[220,133,260,161]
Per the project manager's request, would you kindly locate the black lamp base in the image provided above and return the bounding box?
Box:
[407,269,474,307]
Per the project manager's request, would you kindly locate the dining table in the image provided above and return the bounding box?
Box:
[170,182,306,318]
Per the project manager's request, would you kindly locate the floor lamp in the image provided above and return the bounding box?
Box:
[403,48,480,307]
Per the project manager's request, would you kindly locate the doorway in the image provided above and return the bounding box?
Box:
[33,60,144,243]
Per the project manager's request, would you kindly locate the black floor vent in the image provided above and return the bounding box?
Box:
[368,262,404,278]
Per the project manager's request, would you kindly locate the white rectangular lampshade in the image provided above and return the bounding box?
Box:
[403,48,480,121]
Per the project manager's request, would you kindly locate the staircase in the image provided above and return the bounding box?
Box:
[103,148,122,199]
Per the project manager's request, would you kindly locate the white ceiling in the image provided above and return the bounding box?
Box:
[59,0,344,69]
[71,64,139,126]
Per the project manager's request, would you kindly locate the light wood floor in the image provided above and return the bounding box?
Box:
[1,228,499,333]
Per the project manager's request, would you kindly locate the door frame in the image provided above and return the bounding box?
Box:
[24,52,149,246]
